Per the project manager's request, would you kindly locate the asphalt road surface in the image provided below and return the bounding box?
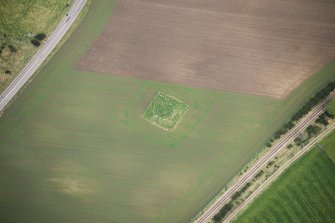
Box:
[0,0,87,112]
[194,91,335,223]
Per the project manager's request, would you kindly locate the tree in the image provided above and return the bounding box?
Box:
[8,45,17,53]
[306,125,321,137]
[316,113,329,126]
[31,39,40,47]
[213,202,234,222]
[294,137,302,146]
[255,170,264,179]
[232,191,241,200]
[34,33,46,41]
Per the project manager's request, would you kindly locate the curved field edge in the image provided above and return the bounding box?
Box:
[233,144,335,223]
[0,0,335,223]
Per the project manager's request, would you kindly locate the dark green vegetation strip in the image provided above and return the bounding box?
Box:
[0,0,335,223]
[213,182,253,222]
[269,82,335,144]
[234,146,335,223]
[0,0,71,91]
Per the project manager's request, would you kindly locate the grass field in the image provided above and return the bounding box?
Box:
[327,100,335,116]
[143,92,189,130]
[234,141,335,223]
[0,0,71,91]
[320,129,335,163]
[0,0,335,223]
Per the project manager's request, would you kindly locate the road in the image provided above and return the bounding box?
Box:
[224,122,335,223]
[0,0,87,112]
[194,91,335,223]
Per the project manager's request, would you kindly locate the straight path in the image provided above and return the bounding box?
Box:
[194,91,335,223]
[0,0,87,112]
[224,123,335,223]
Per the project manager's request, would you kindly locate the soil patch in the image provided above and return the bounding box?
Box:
[78,0,335,98]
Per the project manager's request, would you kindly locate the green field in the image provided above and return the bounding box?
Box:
[0,0,71,91]
[234,143,335,223]
[143,92,189,130]
[320,129,335,163]
[327,100,335,116]
[0,0,335,222]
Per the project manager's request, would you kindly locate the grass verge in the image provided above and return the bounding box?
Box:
[0,0,72,91]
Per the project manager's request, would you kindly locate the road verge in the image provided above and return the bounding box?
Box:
[0,0,88,114]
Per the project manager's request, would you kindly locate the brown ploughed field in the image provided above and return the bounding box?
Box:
[78,0,335,98]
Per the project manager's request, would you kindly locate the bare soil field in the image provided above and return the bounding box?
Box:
[78,0,335,98]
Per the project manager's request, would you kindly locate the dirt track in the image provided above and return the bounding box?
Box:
[78,0,335,98]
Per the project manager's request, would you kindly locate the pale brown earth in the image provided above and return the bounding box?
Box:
[78,0,335,98]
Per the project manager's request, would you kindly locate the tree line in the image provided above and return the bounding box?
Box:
[270,81,335,144]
